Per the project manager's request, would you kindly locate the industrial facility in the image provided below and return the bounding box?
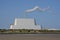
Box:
[10,18,41,30]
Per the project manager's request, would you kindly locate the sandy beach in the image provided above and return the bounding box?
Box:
[0,34,60,40]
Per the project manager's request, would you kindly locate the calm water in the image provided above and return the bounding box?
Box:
[0,34,60,40]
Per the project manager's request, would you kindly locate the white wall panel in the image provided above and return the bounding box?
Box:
[11,25,41,30]
[10,18,41,30]
[14,18,35,25]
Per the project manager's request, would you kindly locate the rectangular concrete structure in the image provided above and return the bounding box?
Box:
[14,18,35,25]
[10,18,41,30]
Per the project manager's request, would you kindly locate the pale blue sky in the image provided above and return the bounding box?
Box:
[0,0,60,29]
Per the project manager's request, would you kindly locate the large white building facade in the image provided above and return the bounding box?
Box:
[10,18,41,30]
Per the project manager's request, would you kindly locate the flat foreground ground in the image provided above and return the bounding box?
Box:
[0,34,60,40]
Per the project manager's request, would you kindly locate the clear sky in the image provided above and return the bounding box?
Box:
[0,0,60,29]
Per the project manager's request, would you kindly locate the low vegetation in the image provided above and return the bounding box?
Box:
[0,29,60,34]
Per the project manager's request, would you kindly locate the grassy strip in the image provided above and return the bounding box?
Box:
[0,29,60,34]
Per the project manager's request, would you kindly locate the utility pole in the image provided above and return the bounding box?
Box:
[41,25,43,30]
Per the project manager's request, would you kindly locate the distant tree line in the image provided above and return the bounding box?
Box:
[0,29,60,34]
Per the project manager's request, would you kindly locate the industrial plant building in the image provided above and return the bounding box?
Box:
[10,18,41,30]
